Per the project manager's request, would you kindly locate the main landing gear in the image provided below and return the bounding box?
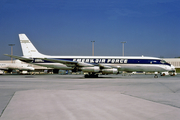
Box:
[84,73,99,78]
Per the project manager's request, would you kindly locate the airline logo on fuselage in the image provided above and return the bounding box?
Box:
[73,59,128,64]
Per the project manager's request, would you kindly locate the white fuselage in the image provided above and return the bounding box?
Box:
[0,63,34,71]
[31,55,175,73]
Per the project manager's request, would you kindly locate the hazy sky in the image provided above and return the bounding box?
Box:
[0,0,180,60]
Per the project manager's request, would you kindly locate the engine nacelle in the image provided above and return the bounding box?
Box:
[102,68,118,74]
[80,66,100,73]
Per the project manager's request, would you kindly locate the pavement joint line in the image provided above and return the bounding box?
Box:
[121,92,180,109]
[158,82,176,93]
[0,92,15,117]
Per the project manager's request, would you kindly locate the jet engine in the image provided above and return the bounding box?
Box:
[80,66,100,73]
[102,68,118,74]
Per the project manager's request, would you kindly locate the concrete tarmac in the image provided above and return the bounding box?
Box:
[0,74,180,120]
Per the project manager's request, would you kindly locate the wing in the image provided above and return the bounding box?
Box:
[42,58,94,67]
[42,58,122,69]
[42,58,77,64]
[5,54,121,74]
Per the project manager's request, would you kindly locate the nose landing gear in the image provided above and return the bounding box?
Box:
[154,74,158,78]
[154,72,158,78]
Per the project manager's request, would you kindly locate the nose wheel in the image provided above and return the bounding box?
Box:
[170,72,176,76]
[154,72,158,78]
[154,74,158,78]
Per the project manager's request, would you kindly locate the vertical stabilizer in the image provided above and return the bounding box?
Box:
[19,34,45,57]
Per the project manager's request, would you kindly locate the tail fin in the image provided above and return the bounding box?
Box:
[19,34,45,57]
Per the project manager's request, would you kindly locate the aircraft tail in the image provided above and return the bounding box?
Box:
[19,34,45,57]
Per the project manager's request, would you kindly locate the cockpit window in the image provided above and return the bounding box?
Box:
[160,60,167,64]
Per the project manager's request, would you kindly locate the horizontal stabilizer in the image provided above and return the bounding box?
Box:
[4,54,33,63]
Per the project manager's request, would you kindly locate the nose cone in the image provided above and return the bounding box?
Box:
[170,65,176,72]
[164,65,175,72]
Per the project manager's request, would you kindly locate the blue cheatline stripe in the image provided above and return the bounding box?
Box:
[32,58,171,66]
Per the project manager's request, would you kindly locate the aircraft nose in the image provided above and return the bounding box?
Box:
[170,65,176,71]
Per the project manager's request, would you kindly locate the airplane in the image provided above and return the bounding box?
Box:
[4,34,176,78]
[0,60,34,74]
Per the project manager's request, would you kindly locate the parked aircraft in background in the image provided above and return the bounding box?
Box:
[0,60,34,74]
[5,34,176,78]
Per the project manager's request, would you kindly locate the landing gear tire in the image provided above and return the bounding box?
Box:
[84,74,99,78]
[161,73,165,76]
[84,74,88,78]
[170,73,176,76]
[154,74,158,78]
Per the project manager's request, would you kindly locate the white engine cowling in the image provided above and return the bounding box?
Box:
[102,68,118,74]
[80,66,100,73]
